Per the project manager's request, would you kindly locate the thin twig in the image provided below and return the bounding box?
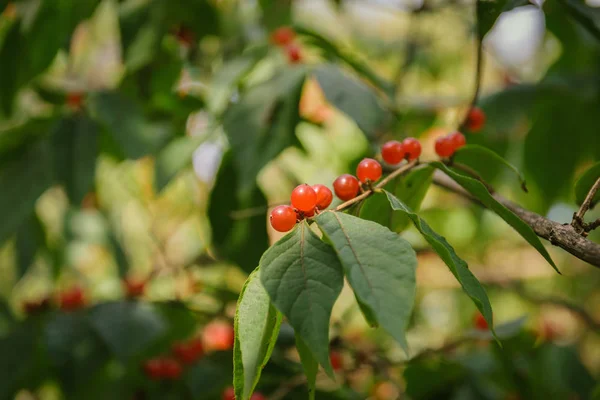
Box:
[572,177,600,234]
[334,160,419,212]
[458,10,483,131]
[432,170,600,269]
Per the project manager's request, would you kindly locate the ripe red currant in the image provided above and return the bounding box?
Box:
[270,26,295,46]
[270,205,297,232]
[143,358,164,380]
[222,387,236,400]
[161,358,182,380]
[381,140,405,165]
[291,184,317,212]
[330,350,343,371]
[402,137,421,161]
[123,278,146,298]
[286,43,302,63]
[312,184,333,210]
[448,131,466,151]
[356,158,382,183]
[172,338,204,364]
[203,320,235,352]
[67,92,84,110]
[59,286,85,311]
[333,174,360,201]
[466,107,486,132]
[434,135,454,158]
[473,312,489,330]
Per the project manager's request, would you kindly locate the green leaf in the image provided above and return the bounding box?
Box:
[52,114,99,205]
[108,229,128,278]
[0,139,54,247]
[314,64,389,140]
[359,166,434,232]
[295,334,318,400]
[208,154,269,273]
[234,269,282,400]
[223,66,306,194]
[186,352,233,399]
[477,0,531,39]
[259,0,292,30]
[468,315,527,340]
[15,213,45,281]
[259,221,344,376]
[88,91,171,159]
[383,190,496,335]
[558,0,600,42]
[574,161,600,206]
[453,145,527,191]
[154,135,206,192]
[88,301,167,360]
[0,320,41,399]
[0,118,55,158]
[431,162,558,273]
[315,212,417,352]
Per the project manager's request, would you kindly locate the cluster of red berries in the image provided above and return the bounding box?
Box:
[270,183,333,232]
[434,131,466,158]
[222,386,266,400]
[270,26,302,64]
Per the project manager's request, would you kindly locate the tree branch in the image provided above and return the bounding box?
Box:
[432,171,600,269]
[572,177,600,234]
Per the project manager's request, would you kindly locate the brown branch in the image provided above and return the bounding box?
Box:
[334,160,419,212]
[433,171,600,269]
[572,177,600,234]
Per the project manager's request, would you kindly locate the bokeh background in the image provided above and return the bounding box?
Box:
[0,0,599,399]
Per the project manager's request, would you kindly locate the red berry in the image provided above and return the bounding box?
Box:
[402,137,421,161]
[173,338,204,364]
[434,136,454,158]
[333,174,360,201]
[250,393,266,400]
[303,208,316,218]
[448,131,466,151]
[473,312,489,330]
[124,278,146,298]
[466,107,486,132]
[222,387,236,400]
[312,184,333,210]
[356,158,382,183]
[67,92,84,109]
[59,286,85,311]
[381,140,405,165]
[270,26,295,46]
[286,43,302,63]
[143,358,163,380]
[291,184,317,212]
[161,358,182,380]
[203,320,235,352]
[270,205,297,232]
[330,350,343,371]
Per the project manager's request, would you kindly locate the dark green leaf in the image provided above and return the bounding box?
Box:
[259,0,292,30]
[315,212,417,352]
[405,359,467,399]
[0,139,54,246]
[453,145,527,191]
[295,334,318,400]
[558,0,600,41]
[383,191,495,334]
[234,269,282,400]
[574,161,600,206]
[208,154,269,273]
[0,118,54,158]
[52,114,99,205]
[88,301,167,360]
[186,352,233,399]
[223,66,306,194]
[0,320,40,399]
[360,166,434,232]
[260,221,344,376]
[314,64,389,140]
[89,91,171,159]
[477,0,531,39]
[155,135,206,192]
[15,213,45,280]
[431,162,558,273]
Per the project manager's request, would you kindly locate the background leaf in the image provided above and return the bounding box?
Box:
[315,212,417,352]
[574,161,600,206]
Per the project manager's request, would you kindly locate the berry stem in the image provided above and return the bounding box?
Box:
[572,177,600,234]
[335,160,418,212]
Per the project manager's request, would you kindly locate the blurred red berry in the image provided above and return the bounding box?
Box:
[143,358,164,381]
[473,312,489,330]
[67,92,84,109]
[270,26,295,46]
[286,43,302,63]
[172,338,204,364]
[434,135,454,158]
[466,107,486,132]
[330,350,343,371]
[291,184,317,212]
[222,386,236,400]
[402,137,422,161]
[270,205,297,232]
[174,26,195,46]
[161,358,182,380]
[381,140,405,165]
[333,174,360,201]
[203,320,235,352]
[312,184,333,210]
[448,131,466,151]
[356,158,382,183]
[59,286,85,311]
[250,393,266,400]
[124,278,146,298]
